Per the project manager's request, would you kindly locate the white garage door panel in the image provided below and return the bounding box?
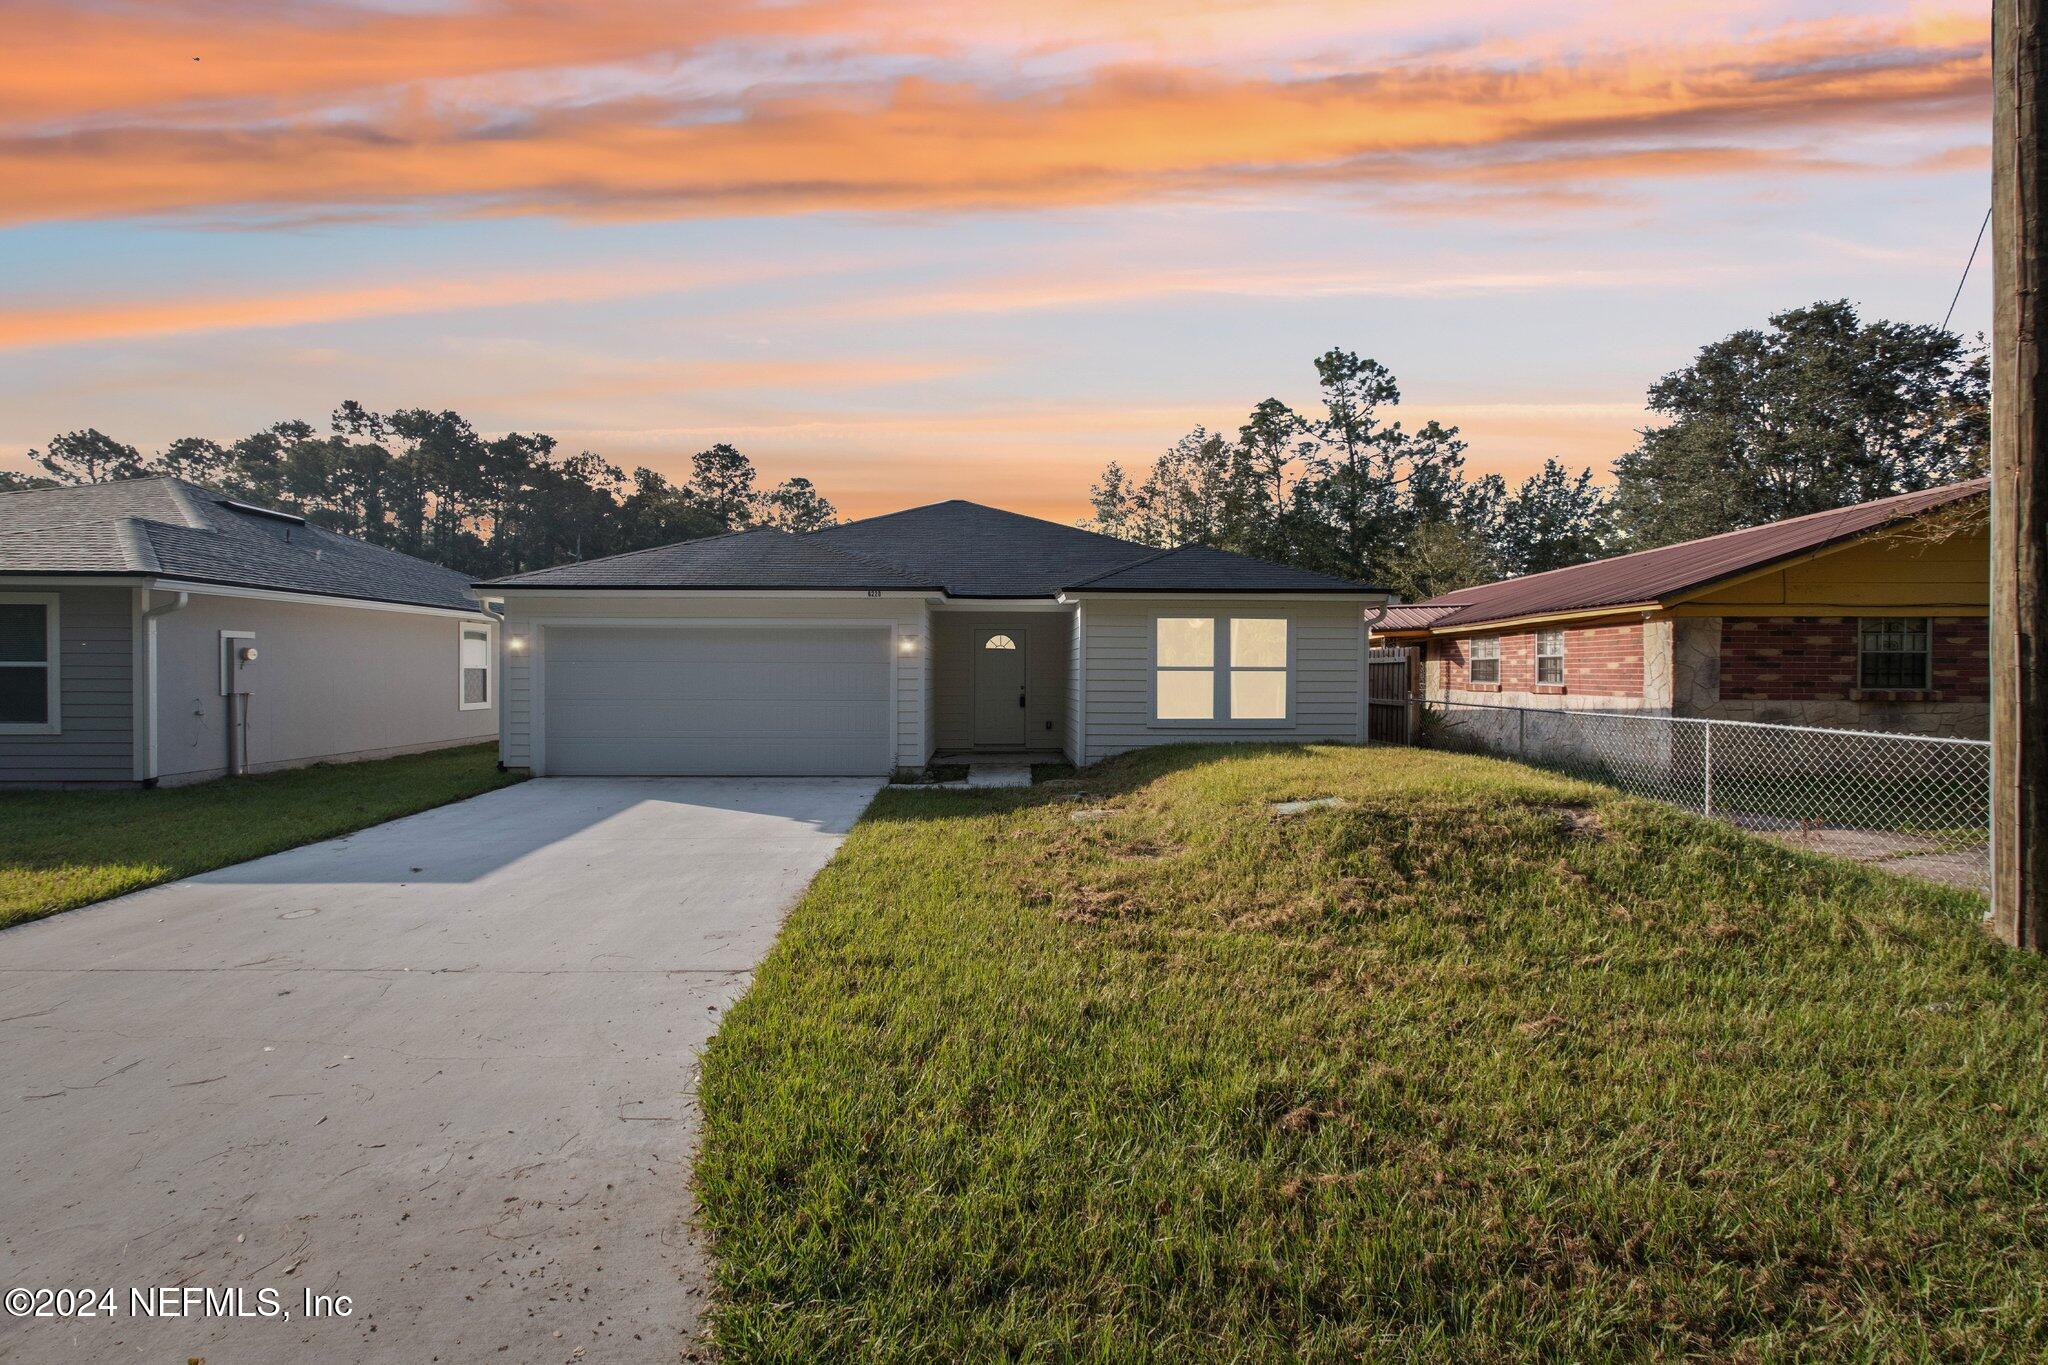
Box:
[542,626,892,775]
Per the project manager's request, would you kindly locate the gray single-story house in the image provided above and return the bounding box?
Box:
[475,500,1391,776]
[0,477,499,787]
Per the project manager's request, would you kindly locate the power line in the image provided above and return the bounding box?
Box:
[1942,205,1993,333]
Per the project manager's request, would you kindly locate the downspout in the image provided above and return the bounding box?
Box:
[139,589,190,787]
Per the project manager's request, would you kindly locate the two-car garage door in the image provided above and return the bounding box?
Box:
[541,625,893,776]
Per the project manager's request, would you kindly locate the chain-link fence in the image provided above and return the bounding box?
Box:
[1423,701,1992,893]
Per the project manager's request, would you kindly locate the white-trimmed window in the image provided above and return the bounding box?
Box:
[1536,629,1566,686]
[459,623,493,710]
[1859,617,1931,690]
[1155,616,1216,720]
[1230,618,1289,719]
[1153,616,1290,723]
[1467,634,1500,685]
[0,593,59,735]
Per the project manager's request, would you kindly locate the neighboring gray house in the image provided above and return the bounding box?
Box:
[475,500,1390,776]
[0,478,499,787]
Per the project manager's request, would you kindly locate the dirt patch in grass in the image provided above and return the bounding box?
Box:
[1554,803,1606,838]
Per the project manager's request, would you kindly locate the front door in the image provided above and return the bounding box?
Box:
[973,628,1027,748]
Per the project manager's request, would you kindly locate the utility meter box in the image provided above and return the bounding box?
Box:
[220,630,258,696]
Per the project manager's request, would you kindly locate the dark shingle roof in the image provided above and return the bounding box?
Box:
[1065,544,1376,594]
[484,527,939,589]
[0,476,484,613]
[1386,479,1988,632]
[809,501,1155,597]
[480,500,1388,598]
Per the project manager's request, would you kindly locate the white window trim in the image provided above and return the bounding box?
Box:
[1468,634,1501,686]
[1535,629,1566,686]
[1147,613,1296,729]
[458,621,494,711]
[0,592,61,736]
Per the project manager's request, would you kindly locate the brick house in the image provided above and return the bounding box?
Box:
[1375,479,1989,740]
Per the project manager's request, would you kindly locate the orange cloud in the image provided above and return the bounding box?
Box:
[536,356,989,400]
[0,0,826,126]
[838,260,1730,319]
[0,14,1989,226]
[0,261,814,351]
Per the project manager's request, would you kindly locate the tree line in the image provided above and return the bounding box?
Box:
[1085,300,1989,600]
[3,404,837,579]
[4,300,1987,596]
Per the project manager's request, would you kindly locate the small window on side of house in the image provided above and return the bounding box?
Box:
[1536,629,1565,686]
[1859,617,1930,690]
[460,625,492,709]
[1155,616,1215,719]
[0,595,58,734]
[1467,635,1500,685]
[1228,617,1289,720]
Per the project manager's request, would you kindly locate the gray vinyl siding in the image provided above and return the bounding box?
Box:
[0,587,135,785]
[497,594,929,772]
[152,595,498,785]
[1067,603,1086,763]
[921,624,938,764]
[930,611,1070,751]
[1075,598,1366,765]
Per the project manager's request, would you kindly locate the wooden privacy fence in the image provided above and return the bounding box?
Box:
[1367,647,1416,744]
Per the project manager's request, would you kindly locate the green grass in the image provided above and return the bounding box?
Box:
[696,742,2048,1361]
[0,743,521,929]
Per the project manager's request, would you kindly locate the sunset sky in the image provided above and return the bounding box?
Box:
[0,0,1993,522]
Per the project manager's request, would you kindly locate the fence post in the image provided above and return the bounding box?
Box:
[1518,707,1527,758]
[1702,721,1713,817]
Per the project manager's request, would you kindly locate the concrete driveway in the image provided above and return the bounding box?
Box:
[0,776,880,1364]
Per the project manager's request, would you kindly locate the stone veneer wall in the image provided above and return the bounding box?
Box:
[1672,615,1988,739]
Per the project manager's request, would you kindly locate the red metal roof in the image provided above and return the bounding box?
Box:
[1389,478,1987,632]
[1376,604,1462,632]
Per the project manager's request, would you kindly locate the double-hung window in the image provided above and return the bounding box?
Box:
[1535,629,1566,686]
[1153,616,1290,723]
[1858,617,1930,690]
[459,624,493,709]
[0,594,59,734]
[1467,635,1500,685]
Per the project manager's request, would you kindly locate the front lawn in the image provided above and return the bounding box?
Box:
[0,743,521,929]
[697,743,2048,1360]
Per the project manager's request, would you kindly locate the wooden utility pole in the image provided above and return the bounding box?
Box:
[1991,0,2048,948]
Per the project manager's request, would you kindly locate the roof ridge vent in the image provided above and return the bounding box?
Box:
[216,497,306,526]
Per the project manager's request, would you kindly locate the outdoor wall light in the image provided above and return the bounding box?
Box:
[508,636,529,652]
[898,636,919,653]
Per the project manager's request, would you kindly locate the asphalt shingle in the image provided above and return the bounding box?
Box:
[1065,544,1376,594]
[480,499,1387,598]
[484,527,939,590]
[0,477,483,612]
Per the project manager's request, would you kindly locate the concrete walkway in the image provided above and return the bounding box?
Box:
[0,776,880,1365]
